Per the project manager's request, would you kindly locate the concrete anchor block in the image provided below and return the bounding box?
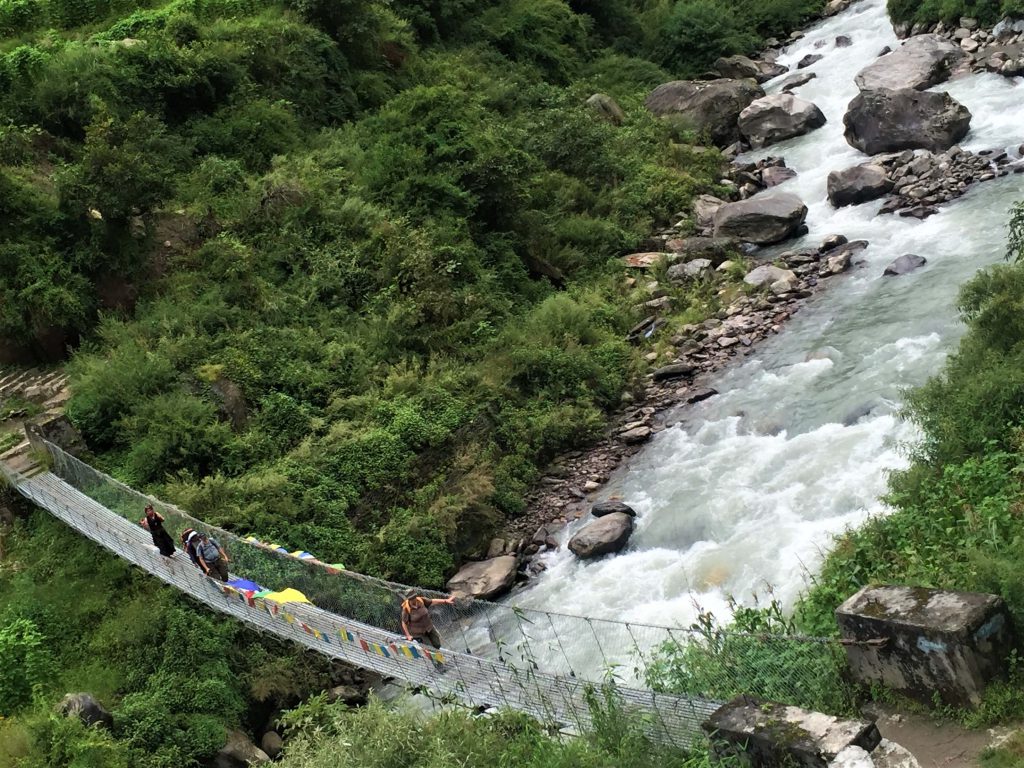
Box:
[835,585,1015,707]
[702,695,881,768]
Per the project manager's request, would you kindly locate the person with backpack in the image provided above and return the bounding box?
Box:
[400,589,455,649]
[181,529,202,569]
[195,532,231,581]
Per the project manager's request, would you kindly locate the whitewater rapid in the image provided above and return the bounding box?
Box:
[515,0,1024,630]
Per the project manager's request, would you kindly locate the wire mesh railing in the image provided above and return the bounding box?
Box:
[4,437,858,738]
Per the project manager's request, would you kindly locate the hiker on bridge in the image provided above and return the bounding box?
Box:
[181,528,202,568]
[196,532,230,581]
[401,589,455,649]
[141,504,175,558]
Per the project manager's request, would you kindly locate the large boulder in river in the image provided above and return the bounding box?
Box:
[446,555,517,599]
[713,192,808,245]
[854,35,967,91]
[883,254,927,276]
[843,89,971,155]
[591,500,637,517]
[645,79,764,146]
[568,513,634,559]
[827,163,894,207]
[738,93,826,149]
[57,693,113,729]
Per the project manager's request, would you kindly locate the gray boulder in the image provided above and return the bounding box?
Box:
[715,54,760,80]
[762,165,798,187]
[843,88,971,155]
[738,93,826,149]
[586,93,625,125]
[667,236,736,264]
[57,693,113,730]
[714,192,808,245]
[780,71,816,93]
[446,556,517,600]
[568,513,634,559]
[591,500,637,517]
[261,732,284,760]
[693,195,726,231]
[827,163,894,207]
[667,258,712,282]
[744,265,798,292]
[216,730,270,768]
[855,35,966,91]
[883,254,927,276]
[645,79,764,146]
[797,53,823,69]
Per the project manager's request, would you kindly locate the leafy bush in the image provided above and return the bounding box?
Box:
[0,618,54,714]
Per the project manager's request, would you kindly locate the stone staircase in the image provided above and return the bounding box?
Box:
[0,365,70,479]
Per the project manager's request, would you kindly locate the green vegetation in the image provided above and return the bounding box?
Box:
[886,0,1018,27]
[793,204,1024,724]
[646,599,857,715]
[274,693,715,768]
[0,509,334,768]
[0,0,828,588]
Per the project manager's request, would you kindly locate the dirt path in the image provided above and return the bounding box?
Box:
[871,707,1018,768]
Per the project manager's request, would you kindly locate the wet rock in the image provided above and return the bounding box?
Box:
[883,254,927,276]
[652,362,697,381]
[586,93,625,125]
[568,513,634,559]
[820,234,848,251]
[757,60,789,81]
[843,88,971,155]
[446,556,518,599]
[827,163,894,207]
[854,35,966,91]
[835,34,853,47]
[591,500,637,518]
[738,93,827,149]
[57,693,113,730]
[797,53,823,69]
[645,79,765,146]
[713,192,808,245]
[687,387,718,404]
[780,71,816,93]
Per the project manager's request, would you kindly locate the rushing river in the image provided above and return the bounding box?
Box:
[513,0,1024,631]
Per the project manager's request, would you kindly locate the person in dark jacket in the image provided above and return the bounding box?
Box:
[142,505,175,558]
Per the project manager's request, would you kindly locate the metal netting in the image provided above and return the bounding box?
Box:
[3,438,857,743]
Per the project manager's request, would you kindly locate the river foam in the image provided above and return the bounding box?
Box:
[513,0,1024,665]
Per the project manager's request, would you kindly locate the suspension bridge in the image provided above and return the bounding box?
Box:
[0,432,841,748]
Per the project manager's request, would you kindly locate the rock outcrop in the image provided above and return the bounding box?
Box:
[713,192,808,245]
[854,35,966,91]
[216,730,270,768]
[743,265,799,294]
[827,163,894,207]
[645,79,764,146]
[446,555,517,599]
[586,93,625,125]
[738,93,826,149]
[57,693,113,730]
[568,513,634,559]
[843,88,971,155]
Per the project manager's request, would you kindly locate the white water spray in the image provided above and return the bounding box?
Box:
[516,0,1024,639]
